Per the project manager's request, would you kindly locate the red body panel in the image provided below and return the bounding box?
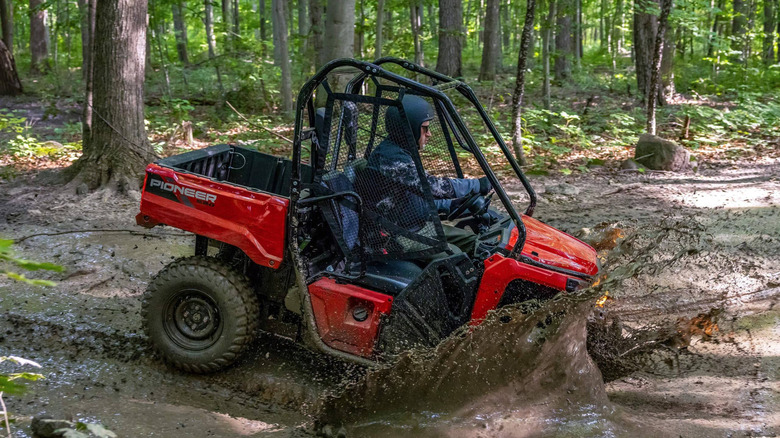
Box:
[470,254,574,322]
[515,214,599,277]
[470,215,599,323]
[308,277,394,358]
[137,164,289,269]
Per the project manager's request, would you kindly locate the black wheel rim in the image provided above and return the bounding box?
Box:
[163,289,222,351]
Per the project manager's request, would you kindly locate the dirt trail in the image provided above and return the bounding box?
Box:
[0,156,778,437]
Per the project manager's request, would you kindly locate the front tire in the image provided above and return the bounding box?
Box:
[142,256,259,373]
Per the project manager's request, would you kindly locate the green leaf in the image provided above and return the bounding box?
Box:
[13,259,64,272]
[561,168,573,175]
[8,372,45,382]
[0,239,12,252]
[638,167,646,173]
[0,376,28,395]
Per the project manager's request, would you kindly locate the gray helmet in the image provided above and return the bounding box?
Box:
[386,95,434,146]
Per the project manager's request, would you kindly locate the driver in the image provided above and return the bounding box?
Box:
[366,95,491,256]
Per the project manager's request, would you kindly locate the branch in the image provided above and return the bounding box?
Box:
[14,229,190,244]
[225,101,293,144]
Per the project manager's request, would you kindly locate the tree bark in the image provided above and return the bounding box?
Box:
[510,0,537,166]
[0,0,12,53]
[30,0,50,73]
[554,0,573,81]
[72,0,153,189]
[763,0,775,63]
[660,22,675,102]
[633,0,658,100]
[323,0,354,61]
[646,0,672,135]
[436,0,463,77]
[204,0,216,58]
[410,0,424,66]
[0,38,22,95]
[375,0,384,58]
[543,0,556,109]
[355,0,364,57]
[231,0,238,39]
[731,0,747,61]
[259,0,266,41]
[479,0,500,80]
[82,0,96,140]
[172,0,188,64]
[298,0,308,53]
[310,0,324,70]
[271,0,291,115]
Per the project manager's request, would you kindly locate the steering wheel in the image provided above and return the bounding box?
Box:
[446,191,482,221]
[474,191,494,218]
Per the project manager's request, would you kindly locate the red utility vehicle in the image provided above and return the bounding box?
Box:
[137,58,599,372]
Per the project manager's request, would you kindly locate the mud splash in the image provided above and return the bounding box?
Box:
[315,290,612,436]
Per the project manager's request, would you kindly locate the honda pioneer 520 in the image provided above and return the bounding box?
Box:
[136,58,599,372]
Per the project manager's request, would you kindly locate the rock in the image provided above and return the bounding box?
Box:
[620,159,643,171]
[31,416,72,438]
[76,183,89,195]
[40,140,63,149]
[544,183,580,196]
[634,134,691,171]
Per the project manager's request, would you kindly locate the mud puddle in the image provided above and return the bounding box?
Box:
[1,160,778,436]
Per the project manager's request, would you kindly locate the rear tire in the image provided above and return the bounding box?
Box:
[142,256,259,373]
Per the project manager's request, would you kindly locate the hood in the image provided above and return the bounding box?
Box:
[508,215,599,278]
[386,95,435,146]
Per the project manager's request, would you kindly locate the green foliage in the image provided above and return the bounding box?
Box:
[0,239,63,287]
[0,356,43,396]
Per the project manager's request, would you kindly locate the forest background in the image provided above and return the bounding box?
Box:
[0,0,779,186]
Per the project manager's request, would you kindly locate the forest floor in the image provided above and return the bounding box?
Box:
[0,99,778,437]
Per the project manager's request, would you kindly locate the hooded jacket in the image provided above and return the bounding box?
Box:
[366,95,481,225]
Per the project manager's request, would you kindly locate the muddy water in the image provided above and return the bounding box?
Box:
[1,162,779,437]
[315,292,617,437]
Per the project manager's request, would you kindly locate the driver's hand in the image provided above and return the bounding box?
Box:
[478,177,492,195]
[448,197,466,214]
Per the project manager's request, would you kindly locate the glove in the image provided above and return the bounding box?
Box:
[448,197,465,214]
[478,177,492,195]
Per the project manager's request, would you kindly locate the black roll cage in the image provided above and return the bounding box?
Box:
[290,57,537,258]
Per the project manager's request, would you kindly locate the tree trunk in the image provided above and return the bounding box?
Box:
[0,0,12,53]
[355,0,364,57]
[77,0,90,78]
[259,0,266,41]
[310,0,324,70]
[575,0,582,63]
[543,0,556,109]
[83,0,96,140]
[600,0,607,48]
[634,0,658,100]
[731,0,747,61]
[707,0,722,57]
[0,39,22,95]
[232,0,238,39]
[72,0,153,189]
[554,0,573,81]
[660,23,675,102]
[172,0,188,64]
[479,0,500,80]
[436,0,463,77]
[321,0,354,94]
[510,0,537,166]
[646,0,672,134]
[410,1,424,66]
[763,0,775,63]
[323,0,354,62]
[30,0,50,73]
[298,0,308,52]
[204,0,216,57]
[375,0,384,58]
[271,0,291,115]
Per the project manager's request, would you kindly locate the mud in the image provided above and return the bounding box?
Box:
[0,155,778,437]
